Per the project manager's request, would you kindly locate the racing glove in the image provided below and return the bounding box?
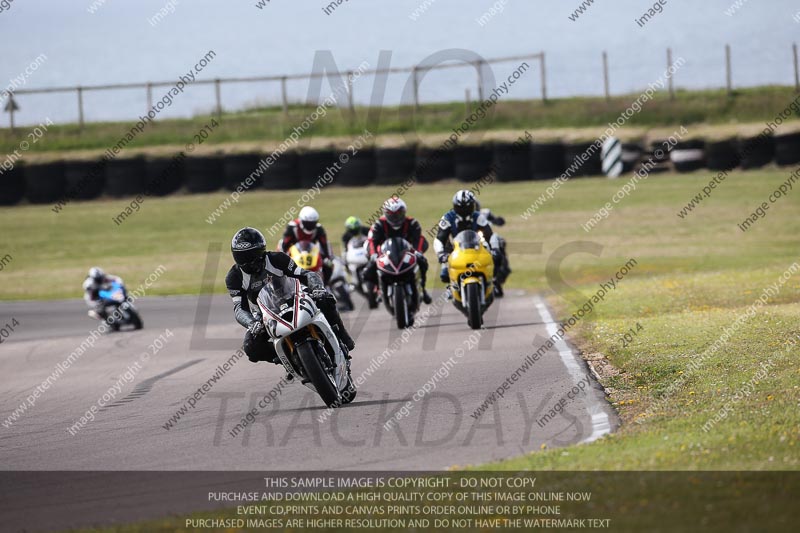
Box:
[248,321,265,337]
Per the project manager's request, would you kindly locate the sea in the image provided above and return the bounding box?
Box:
[1,0,798,126]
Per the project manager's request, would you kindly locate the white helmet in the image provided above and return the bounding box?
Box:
[299,206,320,231]
[382,197,407,229]
[88,267,105,283]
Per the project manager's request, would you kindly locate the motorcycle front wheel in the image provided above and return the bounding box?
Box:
[297,342,341,408]
[465,283,483,330]
[394,286,410,329]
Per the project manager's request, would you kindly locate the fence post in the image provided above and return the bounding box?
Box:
[540,51,547,102]
[465,88,471,115]
[725,44,733,95]
[214,78,222,119]
[77,86,84,131]
[412,66,420,110]
[667,48,675,100]
[602,51,610,101]
[794,43,799,92]
[346,70,355,122]
[146,83,153,112]
[281,76,288,117]
[8,91,15,133]
[475,60,484,102]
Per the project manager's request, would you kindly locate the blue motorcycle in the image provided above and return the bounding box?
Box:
[98,281,143,331]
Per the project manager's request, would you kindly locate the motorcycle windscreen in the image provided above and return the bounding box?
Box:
[292,241,320,270]
[381,237,411,266]
[257,276,298,314]
[454,230,482,250]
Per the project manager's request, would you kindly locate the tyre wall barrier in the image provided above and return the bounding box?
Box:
[454,144,493,182]
[415,146,454,183]
[184,155,225,193]
[298,149,337,189]
[531,142,566,180]
[0,166,26,206]
[64,159,105,200]
[262,151,299,190]
[739,135,774,169]
[7,131,794,209]
[621,143,643,173]
[646,140,673,174]
[223,153,263,191]
[145,156,184,196]
[564,143,602,177]
[105,157,147,197]
[774,132,800,166]
[493,142,531,182]
[337,148,375,186]
[24,162,66,204]
[705,139,741,171]
[375,147,416,185]
[670,140,706,173]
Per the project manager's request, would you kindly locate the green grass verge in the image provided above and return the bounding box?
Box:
[2,86,799,158]
[1,169,798,475]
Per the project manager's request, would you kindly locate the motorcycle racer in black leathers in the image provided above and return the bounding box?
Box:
[226,227,355,365]
[434,190,504,295]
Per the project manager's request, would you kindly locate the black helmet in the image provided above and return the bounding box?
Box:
[452,189,476,219]
[231,227,267,275]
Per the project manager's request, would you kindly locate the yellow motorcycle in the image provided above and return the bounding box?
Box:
[447,230,494,329]
[288,241,322,273]
[288,241,353,311]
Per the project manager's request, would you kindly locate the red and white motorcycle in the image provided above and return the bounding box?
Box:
[257,276,356,407]
[376,237,421,329]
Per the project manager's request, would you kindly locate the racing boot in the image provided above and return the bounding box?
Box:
[493,280,504,298]
[334,324,356,353]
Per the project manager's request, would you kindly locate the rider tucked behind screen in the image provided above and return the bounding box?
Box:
[364,197,432,304]
[341,216,370,251]
[434,190,504,295]
[280,206,334,283]
[83,267,123,321]
[226,227,355,366]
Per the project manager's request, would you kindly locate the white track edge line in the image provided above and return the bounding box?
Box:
[533,295,612,444]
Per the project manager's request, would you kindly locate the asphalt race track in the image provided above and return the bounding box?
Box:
[0,290,617,529]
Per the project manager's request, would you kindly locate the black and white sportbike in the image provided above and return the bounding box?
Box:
[257,276,356,408]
